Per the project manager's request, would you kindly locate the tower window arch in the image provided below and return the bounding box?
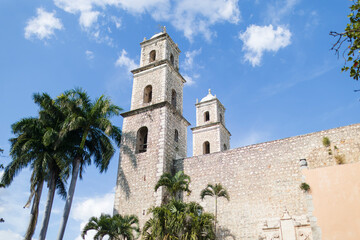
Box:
[171,89,177,108]
[223,144,227,151]
[144,85,152,103]
[204,111,210,122]
[174,129,179,142]
[203,141,210,154]
[220,113,223,123]
[149,50,156,63]
[136,127,148,153]
[170,53,174,66]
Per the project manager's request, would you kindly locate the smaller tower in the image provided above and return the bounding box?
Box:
[191,89,231,156]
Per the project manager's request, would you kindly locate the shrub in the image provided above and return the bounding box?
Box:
[335,155,345,164]
[322,137,331,147]
[300,182,310,192]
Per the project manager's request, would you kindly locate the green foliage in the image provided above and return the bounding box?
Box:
[300,182,311,193]
[335,155,345,164]
[142,199,215,240]
[200,183,230,202]
[82,214,139,240]
[322,137,331,147]
[155,171,191,201]
[331,0,360,81]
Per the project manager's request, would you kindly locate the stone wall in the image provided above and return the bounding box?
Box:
[175,123,360,240]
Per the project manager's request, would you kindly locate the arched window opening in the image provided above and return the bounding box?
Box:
[220,114,223,123]
[136,127,148,153]
[223,144,227,151]
[204,111,210,122]
[149,50,156,63]
[170,54,174,65]
[171,89,177,108]
[203,141,210,154]
[174,129,179,142]
[144,85,152,103]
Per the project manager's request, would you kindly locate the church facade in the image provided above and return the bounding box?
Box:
[113,31,360,240]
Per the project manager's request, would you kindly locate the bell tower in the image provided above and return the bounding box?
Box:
[191,89,231,156]
[114,31,190,226]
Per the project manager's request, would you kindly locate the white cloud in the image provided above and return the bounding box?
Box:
[183,74,196,86]
[115,49,138,74]
[183,49,201,71]
[239,24,291,67]
[267,0,299,24]
[0,230,23,240]
[53,0,240,41]
[79,11,100,28]
[85,50,95,60]
[24,8,64,40]
[72,192,114,240]
[234,130,271,148]
[165,0,240,41]
[111,16,122,28]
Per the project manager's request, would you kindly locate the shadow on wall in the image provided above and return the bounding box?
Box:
[217,226,236,240]
[118,131,138,200]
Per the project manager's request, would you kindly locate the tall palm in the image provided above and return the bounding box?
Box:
[200,183,230,237]
[81,214,139,240]
[2,112,68,240]
[154,171,191,201]
[56,89,122,240]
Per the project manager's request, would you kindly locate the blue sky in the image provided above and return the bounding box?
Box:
[0,0,359,239]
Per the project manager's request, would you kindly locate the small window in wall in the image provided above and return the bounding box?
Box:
[149,50,156,63]
[223,144,227,151]
[144,85,152,103]
[204,111,210,122]
[170,53,174,65]
[174,129,179,142]
[136,127,148,153]
[171,90,177,108]
[220,114,223,123]
[203,141,210,154]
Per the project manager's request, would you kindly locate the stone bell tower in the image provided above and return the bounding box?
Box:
[191,89,231,156]
[114,31,190,226]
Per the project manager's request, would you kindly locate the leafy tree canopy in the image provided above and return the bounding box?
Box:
[331,0,360,81]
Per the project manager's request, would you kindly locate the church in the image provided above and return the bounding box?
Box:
[113,30,360,240]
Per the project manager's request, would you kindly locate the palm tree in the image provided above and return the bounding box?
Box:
[2,113,68,240]
[56,89,122,240]
[81,214,139,240]
[200,183,230,237]
[142,199,215,240]
[154,171,191,201]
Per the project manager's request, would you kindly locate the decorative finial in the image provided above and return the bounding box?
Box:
[163,26,166,33]
[143,37,147,41]
[196,98,199,103]
[208,89,211,94]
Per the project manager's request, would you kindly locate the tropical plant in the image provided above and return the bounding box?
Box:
[56,89,122,240]
[1,103,68,240]
[300,182,310,193]
[200,183,230,236]
[142,199,215,240]
[331,0,360,81]
[154,171,191,201]
[82,213,139,240]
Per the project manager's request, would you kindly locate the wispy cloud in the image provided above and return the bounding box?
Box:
[85,50,95,60]
[233,129,271,148]
[266,0,299,24]
[183,49,202,71]
[53,0,240,41]
[72,192,115,240]
[239,24,291,66]
[115,49,138,76]
[24,8,63,40]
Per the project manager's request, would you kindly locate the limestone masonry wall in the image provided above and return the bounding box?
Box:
[175,123,360,240]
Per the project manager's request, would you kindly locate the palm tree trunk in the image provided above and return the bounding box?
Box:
[24,180,44,240]
[57,158,81,240]
[214,196,217,239]
[39,172,56,240]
